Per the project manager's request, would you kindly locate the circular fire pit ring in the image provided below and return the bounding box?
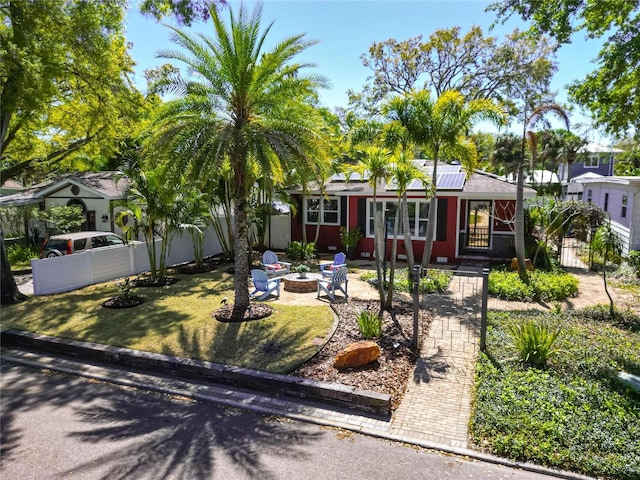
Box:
[282,272,322,293]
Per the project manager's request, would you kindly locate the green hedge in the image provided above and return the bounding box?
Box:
[488,269,578,302]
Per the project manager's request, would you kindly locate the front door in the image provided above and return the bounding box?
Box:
[466,200,491,249]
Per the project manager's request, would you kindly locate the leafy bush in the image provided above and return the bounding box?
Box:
[357,307,382,339]
[508,320,560,367]
[286,241,316,261]
[627,250,640,277]
[489,269,578,301]
[359,268,452,294]
[7,243,39,269]
[471,310,640,479]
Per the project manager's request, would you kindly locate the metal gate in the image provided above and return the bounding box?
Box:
[558,236,591,270]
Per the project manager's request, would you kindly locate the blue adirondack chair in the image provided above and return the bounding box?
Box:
[250,269,281,300]
[260,250,292,277]
[317,266,349,301]
[319,252,347,278]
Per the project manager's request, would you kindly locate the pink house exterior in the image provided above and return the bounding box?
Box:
[289,162,536,265]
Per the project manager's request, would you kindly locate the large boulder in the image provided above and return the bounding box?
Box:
[333,340,381,369]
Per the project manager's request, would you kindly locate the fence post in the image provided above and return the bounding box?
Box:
[480,268,489,352]
[412,264,421,351]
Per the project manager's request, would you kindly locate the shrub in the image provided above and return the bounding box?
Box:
[489,269,578,302]
[359,268,452,294]
[508,320,561,367]
[627,250,640,277]
[357,307,382,339]
[7,243,39,268]
[286,241,316,261]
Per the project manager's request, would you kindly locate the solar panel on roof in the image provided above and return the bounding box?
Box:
[438,165,462,174]
[436,172,466,189]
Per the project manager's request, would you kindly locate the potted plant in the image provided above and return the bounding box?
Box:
[295,264,310,278]
[340,227,363,260]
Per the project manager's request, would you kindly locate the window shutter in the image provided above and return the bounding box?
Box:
[357,198,366,234]
[436,198,448,241]
[340,196,347,226]
[296,196,303,224]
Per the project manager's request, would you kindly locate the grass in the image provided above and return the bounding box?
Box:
[359,268,452,294]
[470,309,640,479]
[0,268,335,374]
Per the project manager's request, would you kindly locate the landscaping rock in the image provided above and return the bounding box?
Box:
[510,257,534,271]
[333,340,381,369]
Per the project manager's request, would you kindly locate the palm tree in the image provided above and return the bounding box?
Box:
[149,4,330,319]
[386,90,505,268]
[385,150,429,309]
[355,145,393,308]
[115,161,180,284]
[514,105,570,281]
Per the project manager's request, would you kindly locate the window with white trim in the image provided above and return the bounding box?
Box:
[622,195,628,218]
[367,199,429,238]
[306,197,340,225]
[584,155,599,168]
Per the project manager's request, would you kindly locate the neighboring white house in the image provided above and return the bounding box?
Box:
[0,171,130,238]
[579,175,640,255]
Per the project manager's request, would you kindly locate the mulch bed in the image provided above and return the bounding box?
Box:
[101,295,145,309]
[292,299,431,411]
[131,277,180,287]
[213,303,274,322]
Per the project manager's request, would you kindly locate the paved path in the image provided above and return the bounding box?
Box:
[388,266,626,452]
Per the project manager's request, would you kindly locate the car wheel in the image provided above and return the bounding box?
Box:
[47,250,62,258]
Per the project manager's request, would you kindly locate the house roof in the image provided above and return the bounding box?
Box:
[577,142,624,154]
[0,171,128,207]
[293,161,534,199]
[578,175,640,186]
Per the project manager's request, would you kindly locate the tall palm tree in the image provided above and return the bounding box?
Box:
[386,90,505,268]
[514,105,570,281]
[355,145,393,308]
[150,4,330,319]
[385,150,429,309]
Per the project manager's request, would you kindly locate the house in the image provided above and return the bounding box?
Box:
[578,175,640,255]
[0,171,129,237]
[558,142,621,184]
[288,162,537,264]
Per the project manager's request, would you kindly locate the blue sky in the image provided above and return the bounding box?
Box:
[125,0,604,137]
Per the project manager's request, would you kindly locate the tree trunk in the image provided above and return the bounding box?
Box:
[232,195,251,320]
[1,228,28,305]
[421,155,439,269]
[514,160,529,282]
[374,208,385,310]
[385,212,400,309]
[401,192,415,270]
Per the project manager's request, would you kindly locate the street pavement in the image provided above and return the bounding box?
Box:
[1,363,561,480]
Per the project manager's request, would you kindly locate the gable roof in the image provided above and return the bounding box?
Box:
[292,161,535,199]
[0,171,128,207]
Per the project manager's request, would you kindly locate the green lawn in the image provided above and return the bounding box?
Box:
[1,269,335,374]
[470,308,640,480]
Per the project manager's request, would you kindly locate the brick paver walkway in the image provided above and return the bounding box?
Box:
[385,266,623,449]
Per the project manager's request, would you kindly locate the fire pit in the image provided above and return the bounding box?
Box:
[283,272,322,293]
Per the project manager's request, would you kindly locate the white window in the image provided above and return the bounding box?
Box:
[584,155,599,168]
[306,197,339,225]
[587,189,593,203]
[622,195,628,218]
[367,199,429,238]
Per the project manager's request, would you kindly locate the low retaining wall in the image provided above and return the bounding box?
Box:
[1,329,391,416]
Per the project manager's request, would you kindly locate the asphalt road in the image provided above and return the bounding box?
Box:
[0,362,561,480]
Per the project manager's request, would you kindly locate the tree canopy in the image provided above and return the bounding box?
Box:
[0,0,144,184]
[348,26,556,117]
[490,0,640,138]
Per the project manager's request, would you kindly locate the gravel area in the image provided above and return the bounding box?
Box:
[292,299,431,411]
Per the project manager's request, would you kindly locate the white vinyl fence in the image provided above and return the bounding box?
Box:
[31,215,290,296]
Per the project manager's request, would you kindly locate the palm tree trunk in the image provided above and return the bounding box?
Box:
[401,192,415,270]
[421,154,439,269]
[385,212,400,309]
[514,160,529,282]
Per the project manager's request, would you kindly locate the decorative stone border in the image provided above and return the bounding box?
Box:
[1,329,391,416]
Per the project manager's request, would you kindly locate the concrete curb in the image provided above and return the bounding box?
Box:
[0,329,391,416]
[1,348,593,480]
